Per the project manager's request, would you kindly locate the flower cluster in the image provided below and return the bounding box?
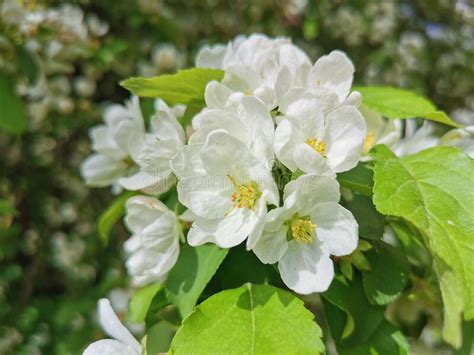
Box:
[82,34,371,294]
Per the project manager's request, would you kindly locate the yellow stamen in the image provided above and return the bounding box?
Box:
[363,131,375,155]
[306,138,326,155]
[290,216,317,244]
[229,178,262,210]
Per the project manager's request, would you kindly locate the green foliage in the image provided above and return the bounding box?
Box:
[170,284,325,354]
[362,242,410,305]
[120,68,225,125]
[371,145,474,319]
[97,190,137,245]
[337,163,374,197]
[355,86,461,127]
[342,192,384,241]
[15,45,40,84]
[129,283,163,324]
[0,73,27,134]
[166,244,228,318]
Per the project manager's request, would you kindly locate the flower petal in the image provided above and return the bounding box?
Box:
[311,202,358,256]
[292,143,334,177]
[97,299,141,353]
[252,226,289,264]
[278,240,334,294]
[83,339,139,355]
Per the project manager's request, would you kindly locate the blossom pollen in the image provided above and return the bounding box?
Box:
[363,131,375,155]
[306,138,326,155]
[290,216,316,244]
[231,181,262,210]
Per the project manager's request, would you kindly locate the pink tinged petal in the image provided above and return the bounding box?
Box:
[325,106,366,173]
[83,339,140,355]
[97,299,141,353]
[278,240,334,294]
[309,50,355,102]
[311,202,358,256]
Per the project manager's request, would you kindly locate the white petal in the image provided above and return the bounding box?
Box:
[252,226,289,264]
[97,299,141,353]
[309,50,354,102]
[292,143,334,177]
[170,144,206,179]
[196,44,228,68]
[90,125,125,159]
[187,208,257,248]
[311,202,358,256]
[125,196,167,234]
[83,339,140,355]
[278,240,334,294]
[274,119,299,172]
[284,174,340,214]
[81,154,127,187]
[177,175,233,219]
[119,171,161,191]
[342,91,362,107]
[205,81,233,108]
[325,106,366,173]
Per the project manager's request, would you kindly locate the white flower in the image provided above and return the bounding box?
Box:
[359,106,401,160]
[83,298,142,355]
[392,119,439,157]
[81,96,145,193]
[190,93,274,166]
[251,174,358,294]
[274,96,366,175]
[197,33,311,108]
[171,130,279,248]
[123,196,180,287]
[119,99,186,194]
[441,125,474,158]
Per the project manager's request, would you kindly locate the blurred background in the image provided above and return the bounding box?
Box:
[0,0,473,353]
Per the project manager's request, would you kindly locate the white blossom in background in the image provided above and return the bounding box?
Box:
[119,99,186,194]
[124,196,181,287]
[359,106,401,160]
[441,125,474,157]
[251,174,358,294]
[80,96,145,193]
[83,299,142,355]
[171,130,279,248]
[274,96,366,175]
[392,119,439,157]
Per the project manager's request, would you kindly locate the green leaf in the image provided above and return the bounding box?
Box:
[143,321,176,354]
[129,283,163,324]
[322,272,384,346]
[342,192,384,240]
[120,68,225,125]
[97,190,136,245]
[166,244,228,319]
[15,45,40,83]
[371,145,474,319]
[362,242,410,305]
[436,260,464,349]
[0,199,17,216]
[337,163,374,196]
[215,244,282,290]
[170,284,325,354]
[338,320,409,355]
[355,86,461,127]
[0,73,27,134]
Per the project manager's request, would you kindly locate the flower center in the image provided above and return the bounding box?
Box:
[122,156,135,167]
[363,131,375,155]
[306,138,326,155]
[289,215,316,244]
[229,177,262,210]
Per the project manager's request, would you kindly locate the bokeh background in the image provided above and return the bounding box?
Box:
[1,0,473,353]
